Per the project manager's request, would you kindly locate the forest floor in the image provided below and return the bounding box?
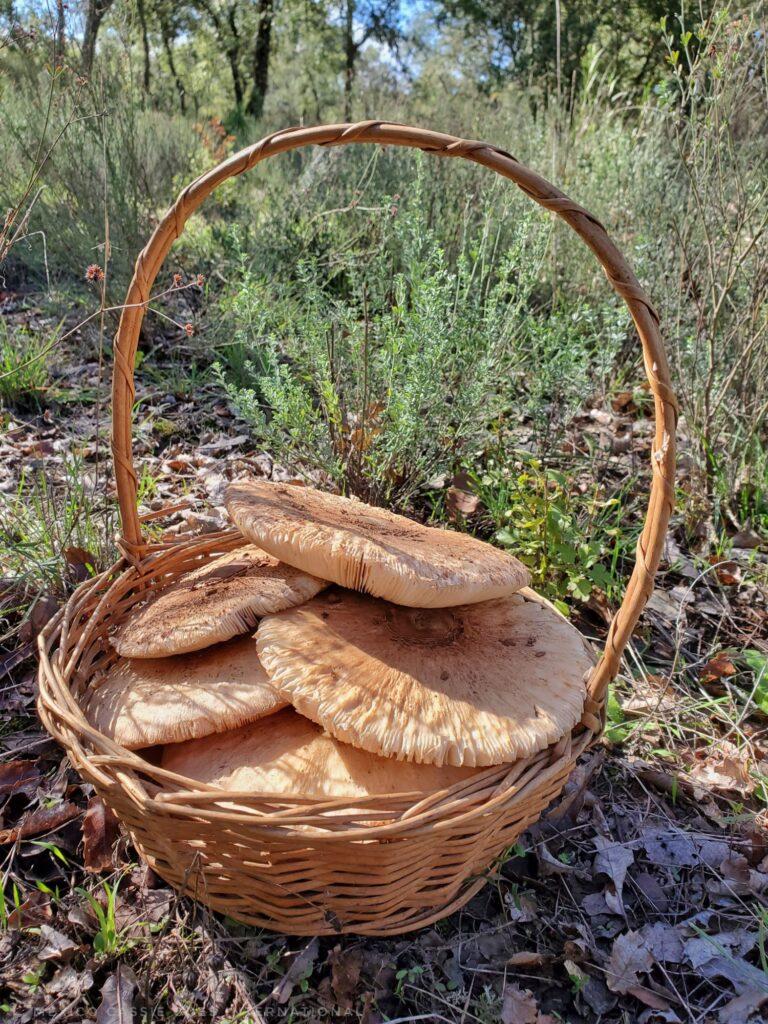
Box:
[0,295,767,1024]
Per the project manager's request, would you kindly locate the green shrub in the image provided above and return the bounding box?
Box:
[472,452,635,608]
[215,191,554,507]
[0,51,209,289]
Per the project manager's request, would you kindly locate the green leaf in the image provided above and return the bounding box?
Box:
[495,527,517,547]
[605,688,632,744]
[606,688,626,724]
[743,649,768,677]
[590,563,613,589]
[568,576,592,601]
[29,840,68,865]
[743,649,768,714]
[605,721,634,744]
[555,542,577,565]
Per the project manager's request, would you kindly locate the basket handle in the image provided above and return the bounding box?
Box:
[111,121,676,706]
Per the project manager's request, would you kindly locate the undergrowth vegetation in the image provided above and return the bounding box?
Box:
[0,2,764,627]
[215,194,556,507]
[1,2,767,1021]
[1,6,765,553]
[0,320,51,408]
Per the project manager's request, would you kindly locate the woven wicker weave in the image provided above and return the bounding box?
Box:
[37,121,677,937]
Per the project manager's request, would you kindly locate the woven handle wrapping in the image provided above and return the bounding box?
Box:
[111,120,677,707]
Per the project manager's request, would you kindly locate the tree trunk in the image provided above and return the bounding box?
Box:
[82,0,114,74]
[54,0,65,64]
[246,0,274,119]
[137,0,151,95]
[196,1,245,109]
[227,47,244,107]
[159,11,186,113]
[226,5,245,108]
[343,0,357,121]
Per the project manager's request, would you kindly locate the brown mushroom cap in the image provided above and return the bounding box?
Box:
[113,544,326,658]
[225,481,530,608]
[84,636,287,749]
[257,588,594,767]
[160,707,479,798]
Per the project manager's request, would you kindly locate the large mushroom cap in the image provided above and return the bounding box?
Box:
[84,636,286,749]
[257,588,594,767]
[225,481,530,608]
[160,707,479,798]
[113,544,326,658]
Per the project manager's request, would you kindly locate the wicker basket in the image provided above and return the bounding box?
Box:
[37,122,677,937]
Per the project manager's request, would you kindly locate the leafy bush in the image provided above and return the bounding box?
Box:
[215,193,551,507]
[472,452,634,608]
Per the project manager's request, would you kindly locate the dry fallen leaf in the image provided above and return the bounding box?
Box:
[593,836,635,916]
[507,951,551,967]
[627,984,674,1012]
[589,408,613,426]
[697,956,768,997]
[7,889,53,929]
[96,964,138,1024]
[536,842,577,875]
[501,983,539,1024]
[700,652,738,684]
[689,742,753,797]
[0,800,80,844]
[328,945,363,1012]
[638,923,684,964]
[564,957,589,987]
[641,828,698,868]
[731,528,763,550]
[718,990,768,1023]
[0,759,41,798]
[611,390,636,413]
[38,924,79,962]
[710,558,741,586]
[83,797,121,874]
[606,930,653,994]
[18,593,60,643]
[65,546,97,583]
[273,937,320,1004]
[622,675,676,717]
[446,486,480,519]
[503,889,538,922]
[582,977,618,1016]
[684,929,756,969]
[46,963,94,1001]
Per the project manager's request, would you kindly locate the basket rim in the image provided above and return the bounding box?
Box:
[37,529,598,842]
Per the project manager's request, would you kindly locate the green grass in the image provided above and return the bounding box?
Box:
[0,455,117,642]
[76,877,127,956]
[0,320,52,409]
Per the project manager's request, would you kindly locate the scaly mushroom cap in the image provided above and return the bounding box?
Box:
[257,588,594,767]
[225,481,530,608]
[84,636,286,749]
[113,544,327,658]
[160,707,479,798]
